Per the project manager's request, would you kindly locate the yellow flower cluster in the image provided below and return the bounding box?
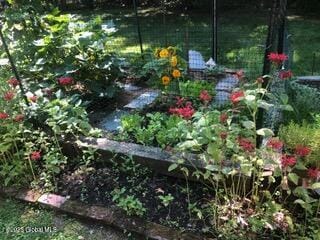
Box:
[155,47,182,86]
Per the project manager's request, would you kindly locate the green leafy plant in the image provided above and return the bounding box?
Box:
[158,193,174,207]
[111,188,146,217]
[179,80,215,98]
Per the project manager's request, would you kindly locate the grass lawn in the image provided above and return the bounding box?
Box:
[0,197,129,240]
[70,7,320,78]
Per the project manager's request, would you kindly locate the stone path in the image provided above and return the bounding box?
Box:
[214,74,239,106]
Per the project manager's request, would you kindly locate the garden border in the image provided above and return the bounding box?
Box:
[0,187,205,240]
[72,137,274,182]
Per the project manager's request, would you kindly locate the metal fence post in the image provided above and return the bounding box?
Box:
[211,0,218,62]
[0,22,29,106]
[133,0,143,55]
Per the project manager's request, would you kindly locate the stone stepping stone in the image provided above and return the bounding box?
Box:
[214,91,230,106]
[99,109,129,132]
[188,50,206,70]
[123,83,142,92]
[215,75,239,92]
[124,91,160,110]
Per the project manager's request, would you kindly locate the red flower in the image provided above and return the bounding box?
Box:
[294,145,311,157]
[220,132,228,140]
[30,151,41,161]
[7,77,20,88]
[0,112,9,119]
[58,76,74,86]
[3,91,15,101]
[199,90,212,102]
[279,70,293,80]
[267,138,284,151]
[14,114,24,122]
[169,103,195,120]
[230,91,244,104]
[28,95,38,103]
[220,112,228,124]
[281,154,296,168]
[238,137,255,152]
[268,52,288,65]
[175,97,185,107]
[307,168,320,180]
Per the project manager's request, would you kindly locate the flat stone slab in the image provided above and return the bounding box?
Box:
[214,91,231,106]
[188,50,206,70]
[99,109,129,132]
[77,137,206,181]
[123,83,142,92]
[15,189,42,203]
[215,75,239,92]
[38,193,67,208]
[297,76,320,81]
[124,91,160,110]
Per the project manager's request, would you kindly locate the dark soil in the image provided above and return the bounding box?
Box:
[56,160,213,234]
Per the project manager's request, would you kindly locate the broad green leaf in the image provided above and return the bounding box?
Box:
[288,173,299,185]
[311,182,320,190]
[168,163,178,172]
[242,120,255,130]
[256,128,274,137]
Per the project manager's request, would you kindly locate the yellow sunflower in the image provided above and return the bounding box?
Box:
[161,76,171,86]
[172,69,181,78]
[159,48,169,58]
[170,56,178,67]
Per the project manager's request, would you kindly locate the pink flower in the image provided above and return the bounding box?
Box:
[7,77,20,88]
[234,69,244,80]
[0,112,9,119]
[230,91,244,105]
[268,52,288,65]
[3,91,15,101]
[199,90,212,102]
[294,145,311,157]
[58,76,74,86]
[28,95,38,103]
[30,151,41,161]
[281,154,296,168]
[267,138,284,151]
[279,70,293,80]
[307,168,320,180]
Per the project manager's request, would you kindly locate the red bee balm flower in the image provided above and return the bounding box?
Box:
[169,102,195,120]
[230,91,244,104]
[3,91,15,101]
[58,76,74,86]
[268,52,288,65]
[294,145,311,157]
[199,90,212,102]
[0,112,9,119]
[267,138,284,151]
[307,168,320,180]
[7,77,20,88]
[220,112,228,124]
[30,151,41,161]
[279,70,293,80]
[238,137,255,152]
[281,154,296,168]
[220,132,228,140]
[14,114,24,122]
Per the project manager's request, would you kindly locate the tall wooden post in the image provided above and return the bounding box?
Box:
[211,0,218,62]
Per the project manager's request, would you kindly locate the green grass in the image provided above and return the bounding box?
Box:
[69,7,320,78]
[0,198,127,240]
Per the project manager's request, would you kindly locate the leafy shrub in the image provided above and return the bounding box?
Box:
[284,81,320,123]
[279,122,320,167]
[179,80,215,98]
